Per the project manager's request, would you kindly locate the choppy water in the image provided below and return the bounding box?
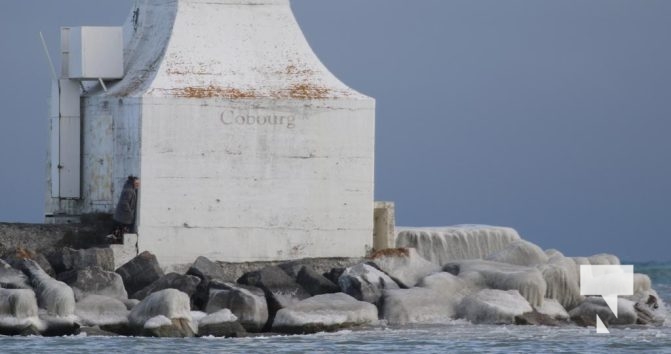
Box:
[2,262,670,353]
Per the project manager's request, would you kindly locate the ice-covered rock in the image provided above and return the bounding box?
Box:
[395,225,521,266]
[368,248,440,288]
[272,293,378,334]
[238,266,310,330]
[205,281,268,332]
[587,254,620,265]
[537,256,582,310]
[571,254,620,267]
[485,240,548,267]
[382,273,470,325]
[131,273,201,301]
[569,297,637,326]
[22,260,75,317]
[128,289,196,337]
[115,251,165,296]
[457,289,533,324]
[0,259,31,289]
[0,288,44,335]
[58,266,128,301]
[444,260,546,307]
[338,263,400,305]
[633,273,652,295]
[142,315,195,338]
[198,309,246,338]
[534,298,569,321]
[0,288,39,318]
[75,295,129,327]
[544,249,564,259]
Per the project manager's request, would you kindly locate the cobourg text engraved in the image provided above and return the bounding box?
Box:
[221,110,296,129]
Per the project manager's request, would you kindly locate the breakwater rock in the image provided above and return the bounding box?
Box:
[0,225,666,337]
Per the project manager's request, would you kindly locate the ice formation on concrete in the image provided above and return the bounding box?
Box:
[128,289,195,333]
[396,225,521,266]
[485,240,549,267]
[22,260,75,317]
[457,289,533,324]
[445,260,546,307]
[272,293,377,332]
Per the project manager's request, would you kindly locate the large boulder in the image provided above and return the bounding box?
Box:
[537,256,582,310]
[238,266,310,330]
[296,266,340,296]
[395,226,522,266]
[0,259,30,289]
[75,295,129,327]
[131,273,201,301]
[382,272,470,325]
[197,309,246,338]
[58,266,128,300]
[187,256,228,283]
[568,297,637,326]
[485,240,549,267]
[115,251,164,296]
[338,263,400,305]
[368,248,440,288]
[534,298,569,321]
[143,315,196,338]
[272,293,378,334]
[205,281,268,332]
[444,260,546,307]
[47,247,114,274]
[457,289,533,324]
[0,288,43,335]
[21,260,75,317]
[187,256,228,309]
[128,289,196,337]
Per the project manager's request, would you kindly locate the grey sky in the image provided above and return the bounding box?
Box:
[1,1,669,261]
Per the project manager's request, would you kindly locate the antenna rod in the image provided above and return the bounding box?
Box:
[39,32,58,81]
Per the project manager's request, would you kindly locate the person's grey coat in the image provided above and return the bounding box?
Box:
[113,180,137,225]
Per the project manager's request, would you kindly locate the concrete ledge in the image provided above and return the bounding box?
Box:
[110,234,139,269]
[0,219,114,255]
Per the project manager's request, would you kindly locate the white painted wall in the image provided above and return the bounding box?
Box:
[138,97,374,264]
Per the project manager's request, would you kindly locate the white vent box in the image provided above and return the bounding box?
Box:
[68,26,123,80]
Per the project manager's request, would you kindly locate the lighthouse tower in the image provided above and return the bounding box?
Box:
[45,0,376,267]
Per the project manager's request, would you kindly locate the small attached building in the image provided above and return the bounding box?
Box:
[45,0,376,267]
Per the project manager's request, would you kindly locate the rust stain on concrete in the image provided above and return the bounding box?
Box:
[368,248,410,259]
